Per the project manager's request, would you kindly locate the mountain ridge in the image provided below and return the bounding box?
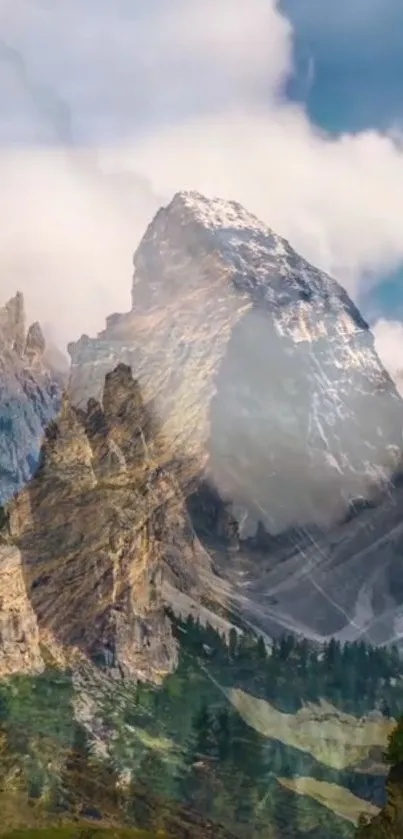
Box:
[0,291,62,504]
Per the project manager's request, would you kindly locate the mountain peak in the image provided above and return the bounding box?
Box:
[0,293,49,365]
[70,192,401,534]
[168,190,276,237]
[0,291,61,504]
[25,321,46,363]
[4,289,24,311]
[134,192,368,335]
[0,291,26,354]
[162,190,290,275]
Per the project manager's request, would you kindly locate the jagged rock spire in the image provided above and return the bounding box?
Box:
[0,291,26,354]
[25,321,46,363]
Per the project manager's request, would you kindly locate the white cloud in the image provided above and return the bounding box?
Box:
[0,0,292,137]
[373,319,403,393]
[156,0,293,97]
[1,0,403,367]
[0,149,161,345]
[122,112,403,290]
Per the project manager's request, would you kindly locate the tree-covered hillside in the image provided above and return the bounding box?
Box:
[355,716,403,838]
[1,617,403,839]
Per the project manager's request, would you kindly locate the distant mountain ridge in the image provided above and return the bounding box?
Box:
[0,291,62,504]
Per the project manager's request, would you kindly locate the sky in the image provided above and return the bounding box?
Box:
[283,0,403,135]
[0,0,403,378]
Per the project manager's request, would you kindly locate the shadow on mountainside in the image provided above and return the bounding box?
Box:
[6,362,236,683]
[7,365,179,676]
[355,717,403,837]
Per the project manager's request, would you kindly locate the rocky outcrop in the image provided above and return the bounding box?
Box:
[0,292,62,504]
[24,321,46,366]
[7,363,214,682]
[0,542,44,676]
[0,291,26,355]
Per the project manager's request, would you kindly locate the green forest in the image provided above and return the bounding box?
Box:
[354,714,403,838]
[167,612,403,717]
[1,615,403,839]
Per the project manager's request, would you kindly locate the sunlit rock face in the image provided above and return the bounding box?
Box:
[68,191,403,534]
[7,363,212,683]
[0,542,44,677]
[0,292,62,503]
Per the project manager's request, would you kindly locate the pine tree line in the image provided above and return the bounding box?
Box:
[171,612,403,716]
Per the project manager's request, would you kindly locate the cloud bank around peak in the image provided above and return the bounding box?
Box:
[0,148,162,346]
[0,0,403,373]
[373,319,403,395]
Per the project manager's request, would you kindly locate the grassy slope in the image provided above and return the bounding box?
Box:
[277,777,379,824]
[229,689,394,771]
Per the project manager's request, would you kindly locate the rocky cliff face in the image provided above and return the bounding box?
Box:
[0,541,44,677]
[0,292,62,504]
[6,362,215,682]
[69,191,403,535]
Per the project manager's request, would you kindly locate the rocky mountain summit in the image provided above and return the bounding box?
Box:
[69,191,403,534]
[66,191,403,646]
[0,291,62,504]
